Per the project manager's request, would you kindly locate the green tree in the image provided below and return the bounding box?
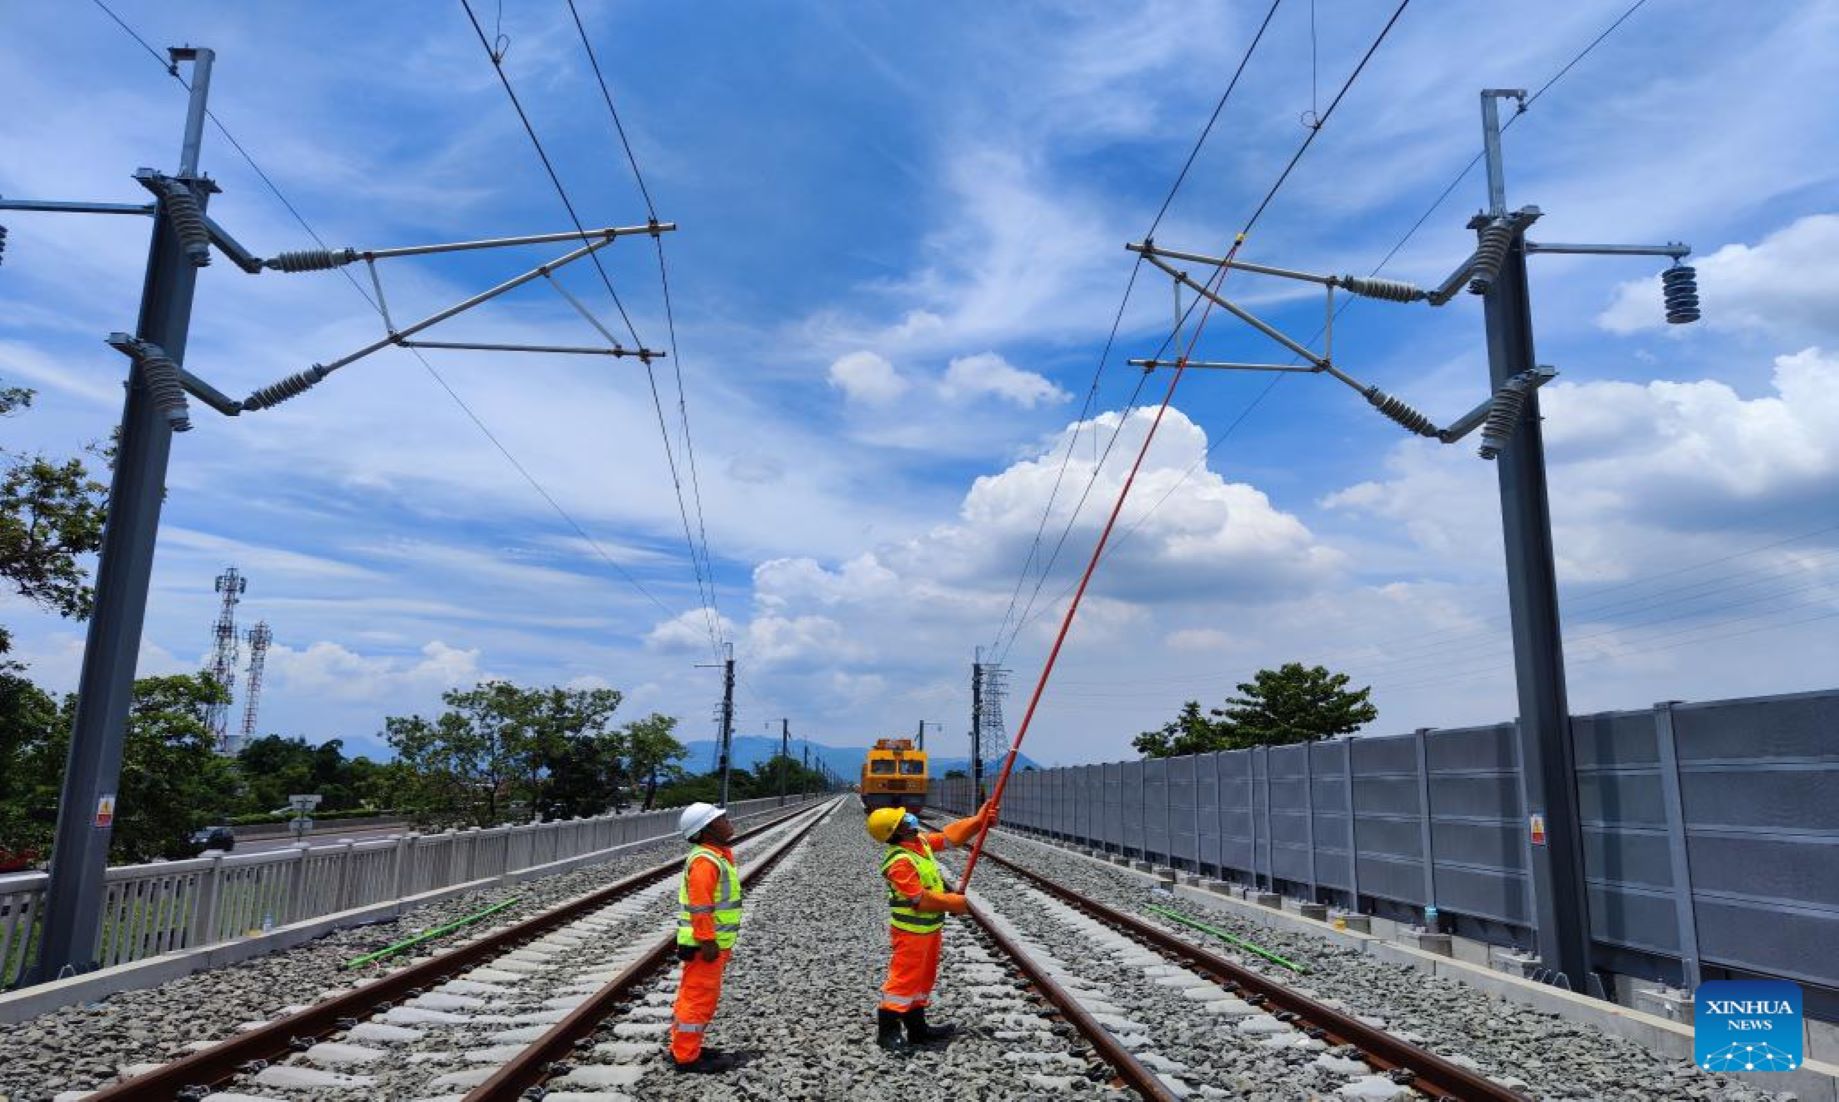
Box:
[0,384,109,657]
[625,712,687,810]
[2,672,235,863]
[750,752,827,800]
[943,768,967,779]
[1211,662,1377,747]
[234,735,368,815]
[108,675,240,860]
[1133,700,1233,758]
[653,769,756,809]
[526,686,625,819]
[0,672,61,864]
[384,710,500,828]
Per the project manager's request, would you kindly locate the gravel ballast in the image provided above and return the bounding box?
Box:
[974,828,1796,1102]
[2,804,1803,1102]
[615,800,1096,1101]
[0,804,802,1102]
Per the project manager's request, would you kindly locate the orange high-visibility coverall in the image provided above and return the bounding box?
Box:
[879,830,952,1013]
[671,843,735,1065]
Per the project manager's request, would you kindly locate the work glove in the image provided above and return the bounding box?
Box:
[697,939,721,962]
[919,890,969,915]
[942,810,989,847]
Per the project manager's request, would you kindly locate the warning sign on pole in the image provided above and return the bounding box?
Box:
[94,795,116,828]
[1529,812,1547,846]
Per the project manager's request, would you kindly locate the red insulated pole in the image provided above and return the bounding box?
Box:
[957,238,1245,891]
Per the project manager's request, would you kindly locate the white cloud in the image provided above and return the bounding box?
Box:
[827,350,909,405]
[938,352,1069,408]
[1598,214,1839,339]
[744,613,867,667]
[1165,627,1232,652]
[1329,348,1839,551]
[644,609,738,655]
[267,640,485,705]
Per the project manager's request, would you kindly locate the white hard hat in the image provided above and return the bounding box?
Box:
[678,801,726,840]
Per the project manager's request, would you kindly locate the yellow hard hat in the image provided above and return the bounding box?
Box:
[865,807,906,843]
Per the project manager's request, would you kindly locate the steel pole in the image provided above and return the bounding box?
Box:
[33,48,216,984]
[971,659,985,808]
[717,647,735,807]
[778,718,789,806]
[1478,92,1592,989]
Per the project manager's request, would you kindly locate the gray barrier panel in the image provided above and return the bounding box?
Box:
[943,687,1836,1003]
[1143,757,1168,862]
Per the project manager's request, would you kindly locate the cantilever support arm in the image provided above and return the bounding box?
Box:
[1525,241,1690,259]
[200,213,265,274]
[0,198,155,216]
[240,230,664,410]
[1138,252,1374,392]
[176,368,245,416]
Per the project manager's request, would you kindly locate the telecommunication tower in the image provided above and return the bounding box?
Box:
[971,648,1010,805]
[205,567,245,754]
[238,621,272,753]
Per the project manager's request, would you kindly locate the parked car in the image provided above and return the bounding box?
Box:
[189,825,236,853]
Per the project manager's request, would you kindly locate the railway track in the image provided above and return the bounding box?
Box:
[86,799,836,1102]
[926,815,1529,1102]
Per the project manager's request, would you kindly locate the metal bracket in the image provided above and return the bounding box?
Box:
[241,229,665,410]
[1525,240,1690,260]
[105,333,196,430]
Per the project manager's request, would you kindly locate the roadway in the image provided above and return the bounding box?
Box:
[230,824,409,854]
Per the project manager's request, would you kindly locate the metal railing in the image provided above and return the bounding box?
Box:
[0,794,807,988]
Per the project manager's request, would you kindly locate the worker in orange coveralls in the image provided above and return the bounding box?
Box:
[671,802,742,1073]
[866,801,993,1051]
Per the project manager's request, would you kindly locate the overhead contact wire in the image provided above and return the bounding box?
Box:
[1018,0,1658,638]
[989,0,1284,662]
[89,0,684,625]
[563,0,727,658]
[961,0,1414,891]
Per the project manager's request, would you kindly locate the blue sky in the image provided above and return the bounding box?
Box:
[2,1,1835,764]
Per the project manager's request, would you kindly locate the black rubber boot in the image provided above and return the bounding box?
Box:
[672,1048,739,1074]
[876,1008,910,1052]
[902,1006,957,1044]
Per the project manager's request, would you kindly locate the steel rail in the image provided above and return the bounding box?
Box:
[461,799,837,1101]
[89,799,829,1102]
[972,844,1528,1102]
[963,899,1181,1102]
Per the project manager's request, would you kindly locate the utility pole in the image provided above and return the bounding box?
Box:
[1124,88,1697,997]
[718,644,736,807]
[25,49,216,983]
[1,46,677,988]
[695,641,736,806]
[971,653,985,808]
[1474,89,1591,989]
[778,718,790,805]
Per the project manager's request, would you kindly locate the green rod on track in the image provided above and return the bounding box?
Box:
[345,896,522,969]
[1144,903,1308,974]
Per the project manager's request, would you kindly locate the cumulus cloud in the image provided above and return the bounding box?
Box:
[1328,348,1839,551]
[645,609,739,654]
[745,613,869,667]
[827,350,909,405]
[938,352,1070,408]
[266,640,486,704]
[1598,214,1839,339]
